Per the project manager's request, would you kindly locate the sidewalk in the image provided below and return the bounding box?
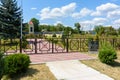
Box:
[46,60,114,80]
[30,52,95,64]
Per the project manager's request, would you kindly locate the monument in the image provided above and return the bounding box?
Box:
[29,21,34,34]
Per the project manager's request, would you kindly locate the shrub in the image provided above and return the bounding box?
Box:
[98,42,117,64]
[5,54,30,75]
[22,37,28,49]
[0,51,6,79]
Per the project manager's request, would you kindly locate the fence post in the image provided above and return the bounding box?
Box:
[35,38,37,54]
[52,38,54,53]
[20,38,22,53]
[66,38,69,52]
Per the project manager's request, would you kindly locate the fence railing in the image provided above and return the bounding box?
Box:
[0,37,120,54]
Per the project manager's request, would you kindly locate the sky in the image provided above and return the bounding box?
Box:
[18,0,120,31]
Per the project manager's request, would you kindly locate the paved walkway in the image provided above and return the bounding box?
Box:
[46,60,114,80]
[30,52,95,63]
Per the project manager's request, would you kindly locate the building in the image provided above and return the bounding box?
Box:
[43,31,63,38]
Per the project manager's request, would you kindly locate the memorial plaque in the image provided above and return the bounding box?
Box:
[89,40,99,51]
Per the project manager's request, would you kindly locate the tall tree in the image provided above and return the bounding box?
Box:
[0,0,21,39]
[31,18,39,32]
[56,23,64,31]
[94,25,105,36]
[74,23,81,33]
[118,28,120,35]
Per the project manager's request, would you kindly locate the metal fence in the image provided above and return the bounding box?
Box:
[0,37,120,54]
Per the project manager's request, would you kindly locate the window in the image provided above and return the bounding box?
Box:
[30,27,33,32]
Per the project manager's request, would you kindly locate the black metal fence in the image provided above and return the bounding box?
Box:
[0,37,120,54]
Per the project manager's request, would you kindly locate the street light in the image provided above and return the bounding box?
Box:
[20,0,23,53]
[20,0,23,40]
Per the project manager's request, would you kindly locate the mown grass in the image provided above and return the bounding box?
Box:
[81,51,120,80]
[2,64,56,80]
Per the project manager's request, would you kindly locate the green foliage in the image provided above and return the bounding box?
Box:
[64,27,73,36]
[94,25,118,36]
[0,51,5,79]
[22,37,28,49]
[25,34,36,38]
[106,27,118,36]
[5,54,30,75]
[94,25,105,36]
[118,28,120,35]
[0,0,22,38]
[74,23,81,33]
[98,42,117,64]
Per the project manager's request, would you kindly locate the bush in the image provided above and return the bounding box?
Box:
[0,51,6,79]
[98,42,117,64]
[22,37,28,49]
[5,54,30,75]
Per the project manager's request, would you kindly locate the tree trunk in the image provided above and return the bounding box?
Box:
[10,38,13,43]
[0,75,2,80]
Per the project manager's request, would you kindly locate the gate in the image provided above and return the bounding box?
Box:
[22,38,89,54]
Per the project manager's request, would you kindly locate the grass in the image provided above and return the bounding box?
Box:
[2,64,56,80]
[81,51,120,80]
[0,39,20,51]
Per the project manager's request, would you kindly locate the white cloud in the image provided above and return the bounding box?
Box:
[31,7,37,10]
[40,23,48,25]
[91,3,119,16]
[38,3,76,20]
[72,8,92,18]
[54,21,62,25]
[81,18,107,25]
[113,19,120,24]
[107,10,120,18]
[93,18,108,25]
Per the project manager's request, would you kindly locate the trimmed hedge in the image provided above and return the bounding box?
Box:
[98,42,117,64]
[5,54,30,75]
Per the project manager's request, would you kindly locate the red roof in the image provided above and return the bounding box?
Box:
[29,21,33,25]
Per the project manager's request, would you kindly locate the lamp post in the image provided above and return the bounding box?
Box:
[20,0,23,40]
[20,0,23,53]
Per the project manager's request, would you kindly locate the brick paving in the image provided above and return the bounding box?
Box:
[29,52,95,63]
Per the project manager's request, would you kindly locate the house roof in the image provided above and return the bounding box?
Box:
[29,21,33,25]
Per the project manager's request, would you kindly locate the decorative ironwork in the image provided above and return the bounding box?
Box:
[54,38,66,53]
[23,39,35,54]
[39,40,50,51]
[2,37,120,54]
[0,39,18,54]
[69,39,79,52]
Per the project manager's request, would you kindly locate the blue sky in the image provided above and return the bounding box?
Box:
[18,0,120,30]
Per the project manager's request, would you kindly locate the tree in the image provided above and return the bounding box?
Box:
[31,18,39,32]
[23,23,29,33]
[118,28,120,35]
[74,23,81,34]
[56,23,64,31]
[0,0,21,40]
[64,26,73,36]
[94,25,105,36]
[106,26,117,36]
